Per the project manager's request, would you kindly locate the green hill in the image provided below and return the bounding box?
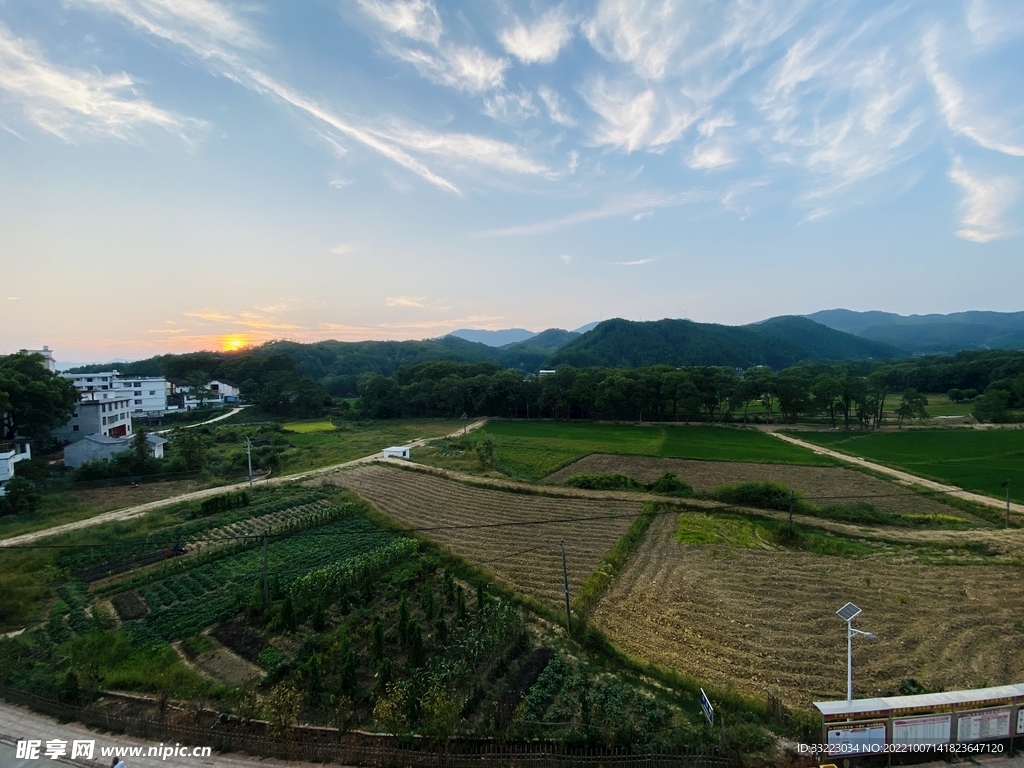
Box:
[546,317,901,369]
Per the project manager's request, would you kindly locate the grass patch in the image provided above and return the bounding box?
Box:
[281,420,335,433]
[450,421,838,481]
[795,429,1024,506]
[676,510,876,558]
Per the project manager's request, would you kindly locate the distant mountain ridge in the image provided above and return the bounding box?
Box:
[805,309,1024,355]
[548,316,900,369]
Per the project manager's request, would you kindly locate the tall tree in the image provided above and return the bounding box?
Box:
[0,353,78,443]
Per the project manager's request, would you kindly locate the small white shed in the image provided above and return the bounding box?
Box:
[383,446,411,459]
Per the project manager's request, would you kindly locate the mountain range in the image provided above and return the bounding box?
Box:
[804,309,1024,355]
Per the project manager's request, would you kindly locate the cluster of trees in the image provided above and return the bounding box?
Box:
[0,353,77,444]
[355,358,1011,426]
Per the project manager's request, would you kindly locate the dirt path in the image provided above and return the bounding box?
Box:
[0,420,487,548]
[154,405,247,434]
[771,432,1024,521]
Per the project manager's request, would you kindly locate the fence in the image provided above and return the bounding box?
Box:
[0,687,733,768]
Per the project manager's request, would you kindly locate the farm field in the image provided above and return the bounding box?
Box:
[324,463,641,607]
[543,455,974,520]
[795,429,1024,504]
[429,421,837,481]
[590,512,1024,709]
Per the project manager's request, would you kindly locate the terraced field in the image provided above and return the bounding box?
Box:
[590,512,1024,709]
[544,455,972,519]
[189,498,336,551]
[325,464,641,607]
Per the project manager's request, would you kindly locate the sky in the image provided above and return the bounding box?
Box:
[1,0,1022,364]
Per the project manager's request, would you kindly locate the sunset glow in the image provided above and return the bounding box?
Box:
[221,336,249,353]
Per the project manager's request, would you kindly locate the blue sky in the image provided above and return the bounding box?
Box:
[1,0,1022,363]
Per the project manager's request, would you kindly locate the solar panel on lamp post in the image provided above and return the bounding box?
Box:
[837,602,877,702]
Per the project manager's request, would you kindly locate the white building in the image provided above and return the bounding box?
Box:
[208,380,240,403]
[61,371,171,416]
[52,391,134,443]
[64,433,167,469]
[20,346,56,371]
[0,440,31,496]
[383,446,411,459]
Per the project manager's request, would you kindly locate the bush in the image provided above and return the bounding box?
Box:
[708,480,797,512]
[646,472,693,497]
[0,477,39,515]
[563,473,644,491]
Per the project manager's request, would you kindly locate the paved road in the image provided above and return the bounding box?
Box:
[772,431,1024,521]
[0,420,487,549]
[154,407,247,435]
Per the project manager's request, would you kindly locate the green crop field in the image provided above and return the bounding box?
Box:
[474,421,838,481]
[795,429,1024,503]
[281,420,336,433]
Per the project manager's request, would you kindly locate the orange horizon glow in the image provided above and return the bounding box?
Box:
[221,335,250,352]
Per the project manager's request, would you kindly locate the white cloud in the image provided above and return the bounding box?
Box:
[500,8,574,65]
[328,176,353,188]
[582,0,682,81]
[581,76,695,152]
[330,243,356,254]
[922,28,1024,157]
[688,142,736,169]
[0,23,195,141]
[607,257,655,266]
[476,190,708,237]
[385,295,429,308]
[392,44,507,93]
[355,0,443,46]
[560,254,572,264]
[948,158,1018,243]
[379,123,548,175]
[965,0,1024,48]
[538,85,577,127]
[483,90,537,122]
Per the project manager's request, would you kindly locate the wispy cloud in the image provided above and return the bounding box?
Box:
[328,176,353,189]
[390,43,507,94]
[560,253,572,264]
[582,0,682,81]
[476,190,708,237]
[606,257,655,266]
[922,27,1024,157]
[355,0,442,45]
[0,22,196,141]
[581,76,695,152]
[379,123,548,175]
[948,158,1018,243]
[385,295,429,308]
[330,244,357,255]
[500,7,574,65]
[538,85,577,127]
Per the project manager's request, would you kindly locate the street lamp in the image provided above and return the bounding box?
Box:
[837,602,877,702]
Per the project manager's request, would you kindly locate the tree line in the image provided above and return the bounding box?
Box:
[356,353,1024,425]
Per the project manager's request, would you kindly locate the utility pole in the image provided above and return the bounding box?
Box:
[560,540,572,635]
[246,436,253,489]
[1003,480,1011,529]
[262,531,269,607]
[789,491,794,530]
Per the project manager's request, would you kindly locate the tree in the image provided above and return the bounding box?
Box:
[475,436,495,468]
[184,370,211,408]
[0,477,39,516]
[0,353,78,444]
[896,388,929,428]
[173,429,205,471]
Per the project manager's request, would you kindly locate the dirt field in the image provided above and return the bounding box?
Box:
[70,479,205,513]
[323,464,641,608]
[545,454,970,519]
[590,512,1024,710]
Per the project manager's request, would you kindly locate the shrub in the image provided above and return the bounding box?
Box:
[563,473,644,491]
[646,472,693,497]
[708,480,797,512]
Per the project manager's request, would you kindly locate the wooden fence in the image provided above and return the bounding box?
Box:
[0,687,734,768]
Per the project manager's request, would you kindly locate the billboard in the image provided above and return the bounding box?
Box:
[956,708,1011,742]
[892,714,951,746]
[827,722,886,754]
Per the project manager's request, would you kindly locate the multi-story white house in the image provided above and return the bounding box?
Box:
[52,391,134,443]
[0,440,31,497]
[60,371,171,416]
[20,346,57,372]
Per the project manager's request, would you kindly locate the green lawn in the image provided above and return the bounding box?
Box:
[281,420,336,433]
[477,421,838,481]
[921,394,975,418]
[795,429,1024,503]
[277,419,462,473]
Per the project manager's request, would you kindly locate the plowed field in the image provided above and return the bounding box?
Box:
[545,455,967,519]
[324,464,641,607]
[590,512,1024,709]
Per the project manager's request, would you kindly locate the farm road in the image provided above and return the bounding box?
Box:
[771,432,1024,521]
[0,420,487,549]
[0,702,334,768]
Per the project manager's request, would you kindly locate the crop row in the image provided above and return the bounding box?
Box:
[289,538,418,603]
[133,516,397,640]
[190,499,336,550]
